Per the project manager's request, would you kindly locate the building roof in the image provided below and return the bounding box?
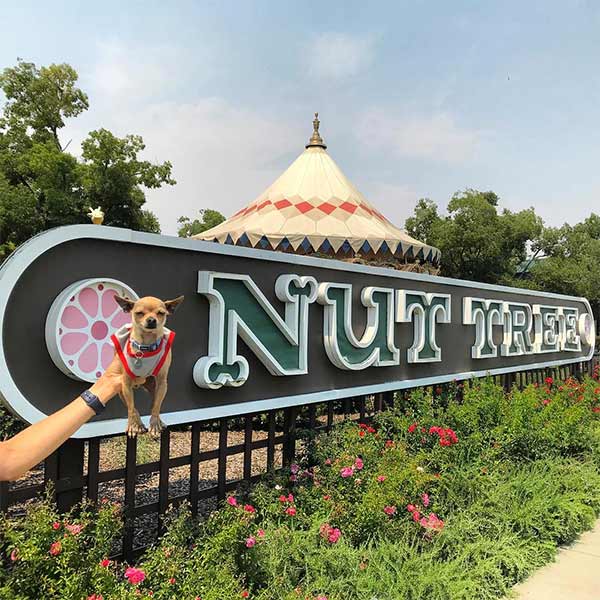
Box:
[194,114,440,264]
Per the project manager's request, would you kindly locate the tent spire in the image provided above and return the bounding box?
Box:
[306,112,327,149]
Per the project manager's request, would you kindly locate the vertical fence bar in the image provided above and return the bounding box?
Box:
[283,406,298,466]
[326,402,334,431]
[308,405,317,430]
[383,390,395,410]
[86,438,100,503]
[56,439,85,513]
[122,436,137,562]
[158,428,171,534]
[189,423,201,517]
[217,418,228,500]
[243,415,253,481]
[266,411,276,471]
[0,481,8,513]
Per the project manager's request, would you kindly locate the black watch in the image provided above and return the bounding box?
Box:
[80,389,105,415]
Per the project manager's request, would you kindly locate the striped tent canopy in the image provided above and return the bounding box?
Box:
[194,114,441,266]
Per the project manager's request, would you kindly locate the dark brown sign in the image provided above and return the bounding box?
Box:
[0,225,594,437]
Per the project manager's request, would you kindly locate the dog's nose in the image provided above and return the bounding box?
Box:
[145,317,157,329]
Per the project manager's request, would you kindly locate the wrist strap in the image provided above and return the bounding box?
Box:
[80,389,105,415]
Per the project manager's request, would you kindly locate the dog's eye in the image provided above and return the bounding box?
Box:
[157,311,166,316]
[135,311,144,317]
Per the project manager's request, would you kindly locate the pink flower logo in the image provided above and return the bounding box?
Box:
[46,278,138,383]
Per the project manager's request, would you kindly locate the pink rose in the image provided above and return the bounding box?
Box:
[340,467,354,478]
[354,457,364,470]
[65,523,84,535]
[226,496,238,506]
[257,529,265,538]
[377,475,386,483]
[285,506,297,516]
[243,504,256,513]
[124,567,146,585]
[421,493,430,507]
[383,506,396,516]
[245,536,256,548]
[328,528,341,543]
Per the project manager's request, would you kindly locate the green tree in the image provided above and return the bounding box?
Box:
[405,189,543,284]
[0,59,174,259]
[177,209,226,237]
[80,129,174,231]
[527,214,600,320]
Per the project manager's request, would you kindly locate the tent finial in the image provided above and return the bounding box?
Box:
[306,112,327,149]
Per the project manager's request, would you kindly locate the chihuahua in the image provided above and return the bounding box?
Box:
[111,294,184,438]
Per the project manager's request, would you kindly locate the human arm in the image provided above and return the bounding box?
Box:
[0,357,122,481]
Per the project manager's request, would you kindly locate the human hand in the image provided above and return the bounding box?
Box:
[89,356,122,405]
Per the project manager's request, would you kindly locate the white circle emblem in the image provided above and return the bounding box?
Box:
[45,278,138,382]
[578,312,595,347]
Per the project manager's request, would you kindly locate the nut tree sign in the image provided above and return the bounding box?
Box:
[0,226,595,438]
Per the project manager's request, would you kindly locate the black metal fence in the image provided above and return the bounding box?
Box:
[0,361,595,562]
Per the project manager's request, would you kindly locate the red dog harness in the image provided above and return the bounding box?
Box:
[111,324,175,379]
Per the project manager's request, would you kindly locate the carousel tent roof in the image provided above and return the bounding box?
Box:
[194,114,440,264]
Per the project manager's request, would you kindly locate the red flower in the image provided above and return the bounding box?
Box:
[52,521,61,530]
[243,504,256,513]
[285,506,297,516]
[383,505,397,516]
[169,577,176,584]
[241,591,249,598]
[359,430,366,437]
[545,377,553,385]
[100,558,111,568]
[408,423,418,433]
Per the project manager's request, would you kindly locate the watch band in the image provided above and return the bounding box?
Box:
[80,389,105,415]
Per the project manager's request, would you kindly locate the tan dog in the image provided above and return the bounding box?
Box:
[112,295,184,438]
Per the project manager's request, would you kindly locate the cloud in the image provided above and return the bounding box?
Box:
[361,182,420,229]
[61,41,304,235]
[306,32,376,81]
[88,41,189,101]
[357,108,483,164]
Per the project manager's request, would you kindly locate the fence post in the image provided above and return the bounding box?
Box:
[55,438,85,513]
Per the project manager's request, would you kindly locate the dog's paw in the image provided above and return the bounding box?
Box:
[149,415,165,440]
[126,412,148,438]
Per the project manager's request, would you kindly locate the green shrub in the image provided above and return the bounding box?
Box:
[2,375,600,599]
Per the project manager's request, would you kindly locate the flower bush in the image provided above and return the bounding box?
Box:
[2,375,600,599]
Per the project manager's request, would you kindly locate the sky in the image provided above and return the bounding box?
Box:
[1,1,599,234]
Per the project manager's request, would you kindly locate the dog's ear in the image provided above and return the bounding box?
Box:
[114,295,136,313]
[164,295,184,314]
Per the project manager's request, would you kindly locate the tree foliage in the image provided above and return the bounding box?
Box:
[0,59,174,260]
[405,189,543,284]
[177,209,226,237]
[527,214,600,319]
